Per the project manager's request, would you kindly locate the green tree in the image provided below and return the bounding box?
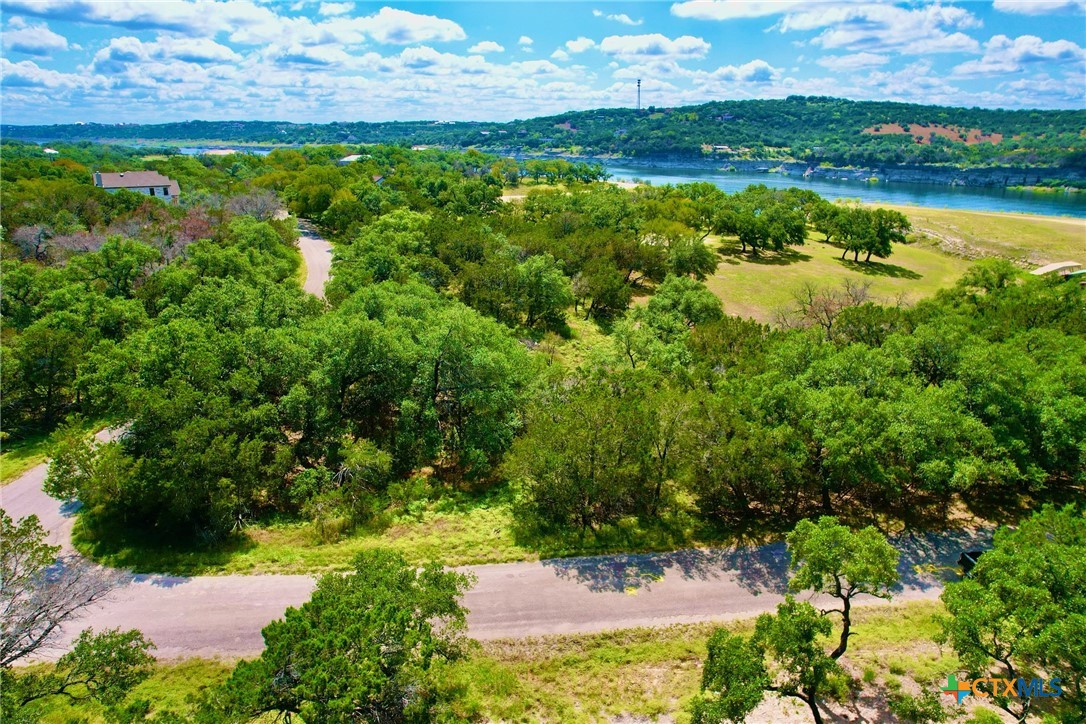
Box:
[938,506,1086,722]
[787,516,899,660]
[2,629,156,718]
[70,237,160,298]
[210,550,473,723]
[715,185,807,256]
[666,233,718,279]
[573,259,632,320]
[517,253,573,329]
[505,375,656,533]
[694,598,841,724]
[690,629,769,724]
[864,208,910,262]
[754,597,841,724]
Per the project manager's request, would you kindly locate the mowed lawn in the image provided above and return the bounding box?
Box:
[882,203,1086,266]
[705,235,973,323]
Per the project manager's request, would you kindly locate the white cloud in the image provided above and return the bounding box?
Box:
[999,72,1085,105]
[0,1,465,47]
[671,0,805,20]
[2,18,69,56]
[599,34,711,61]
[397,45,489,75]
[816,52,889,71]
[269,42,351,67]
[1,0,1081,124]
[468,40,504,54]
[350,7,465,44]
[779,4,981,54]
[593,9,643,25]
[954,34,1086,76]
[317,1,353,16]
[993,0,1086,14]
[565,37,596,53]
[88,34,241,74]
[1,0,286,40]
[1,57,87,88]
[709,59,780,82]
[159,37,243,63]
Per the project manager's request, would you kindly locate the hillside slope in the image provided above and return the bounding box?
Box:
[5,96,1085,169]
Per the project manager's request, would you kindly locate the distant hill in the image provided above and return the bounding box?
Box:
[5,96,1085,169]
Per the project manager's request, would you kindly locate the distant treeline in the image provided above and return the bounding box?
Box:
[5,96,1085,169]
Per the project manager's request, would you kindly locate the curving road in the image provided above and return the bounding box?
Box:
[1,453,991,660]
[296,218,333,299]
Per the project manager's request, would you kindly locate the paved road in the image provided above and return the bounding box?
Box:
[1,454,990,659]
[296,219,332,298]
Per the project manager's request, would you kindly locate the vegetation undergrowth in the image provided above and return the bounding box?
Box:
[14,601,993,724]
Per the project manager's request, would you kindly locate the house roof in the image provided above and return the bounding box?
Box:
[94,171,180,197]
[1031,261,1082,275]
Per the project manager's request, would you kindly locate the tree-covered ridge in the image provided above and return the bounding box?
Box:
[4,96,1085,168]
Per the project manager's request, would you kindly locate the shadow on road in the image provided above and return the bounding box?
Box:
[890,526,994,592]
[59,500,83,518]
[542,527,995,596]
[128,573,192,588]
[542,542,791,595]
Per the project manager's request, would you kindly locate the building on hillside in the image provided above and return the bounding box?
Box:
[338,154,365,165]
[93,171,180,203]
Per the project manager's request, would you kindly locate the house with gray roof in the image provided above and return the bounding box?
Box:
[93,171,181,204]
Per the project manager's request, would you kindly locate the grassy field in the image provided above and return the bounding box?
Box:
[75,493,535,575]
[1,418,109,486]
[882,204,1086,266]
[452,601,963,722]
[705,234,974,323]
[0,430,53,486]
[21,658,233,724]
[20,600,1018,723]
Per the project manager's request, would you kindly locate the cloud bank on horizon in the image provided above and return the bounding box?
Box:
[1,0,1083,125]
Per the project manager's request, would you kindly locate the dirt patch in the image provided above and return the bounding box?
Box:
[863,123,1003,145]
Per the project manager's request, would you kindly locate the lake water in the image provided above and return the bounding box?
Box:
[603,162,1086,218]
[169,145,1085,218]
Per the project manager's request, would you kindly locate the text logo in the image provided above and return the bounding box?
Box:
[942,674,1062,703]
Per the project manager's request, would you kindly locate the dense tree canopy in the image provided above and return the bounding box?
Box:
[2,139,1083,555]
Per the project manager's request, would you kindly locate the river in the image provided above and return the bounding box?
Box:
[603,161,1086,218]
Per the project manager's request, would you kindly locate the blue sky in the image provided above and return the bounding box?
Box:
[1,1,1084,125]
